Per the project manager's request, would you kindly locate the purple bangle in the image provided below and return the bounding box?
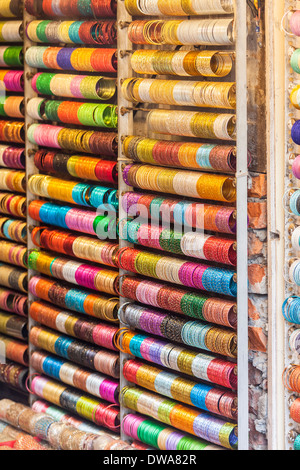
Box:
[57,48,76,70]
[178,262,198,288]
[166,432,183,451]
[70,75,86,98]
[122,165,134,186]
[191,265,207,291]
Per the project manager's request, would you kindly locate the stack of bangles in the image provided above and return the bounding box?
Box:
[32,399,121,435]
[31,226,118,267]
[0,121,24,143]
[0,21,22,42]
[28,250,118,295]
[31,350,119,404]
[283,365,300,393]
[288,260,300,286]
[120,220,236,265]
[29,275,118,322]
[121,78,236,109]
[0,263,27,292]
[31,73,116,100]
[0,0,22,18]
[30,300,118,351]
[0,169,25,193]
[0,311,27,340]
[119,276,237,328]
[282,296,300,324]
[0,96,24,118]
[0,145,25,169]
[127,19,234,46]
[123,359,237,420]
[0,46,23,67]
[25,47,117,73]
[120,386,237,450]
[28,200,116,238]
[28,174,118,209]
[29,326,120,378]
[24,0,117,18]
[0,400,115,451]
[290,84,300,111]
[145,109,236,140]
[123,164,236,202]
[0,193,26,218]
[118,303,237,358]
[289,328,300,355]
[122,413,220,451]
[290,48,300,74]
[27,124,117,156]
[23,414,132,451]
[116,247,237,297]
[26,20,117,45]
[27,98,117,128]
[0,287,27,316]
[0,70,24,92]
[122,192,237,235]
[0,362,28,391]
[289,398,300,425]
[33,150,117,184]
[0,217,27,243]
[0,334,28,365]
[122,136,242,173]
[115,329,237,389]
[29,375,120,431]
[130,49,233,77]
[0,240,27,268]
[289,189,300,215]
[124,0,234,16]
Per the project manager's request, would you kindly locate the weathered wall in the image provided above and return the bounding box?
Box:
[247,3,268,450]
